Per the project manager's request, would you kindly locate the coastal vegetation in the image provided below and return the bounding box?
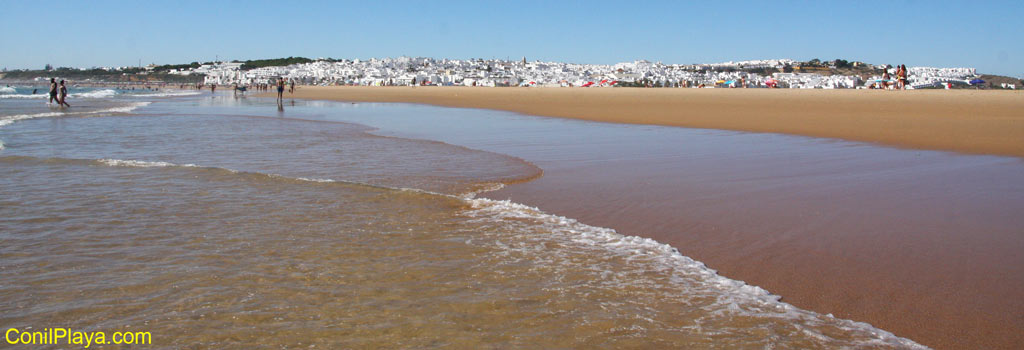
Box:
[151,62,213,72]
[239,57,314,70]
[0,66,203,83]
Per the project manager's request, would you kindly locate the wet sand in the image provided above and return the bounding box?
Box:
[484,152,1024,350]
[274,88,1024,349]
[270,86,1024,158]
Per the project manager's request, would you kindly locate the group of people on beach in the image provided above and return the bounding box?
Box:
[873,64,909,90]
[48,78,70,107]
[246,79,294,95]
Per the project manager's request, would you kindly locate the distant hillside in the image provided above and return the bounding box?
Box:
[0,67,203,83]
[239,57,314,70]
[978,74,1023,89]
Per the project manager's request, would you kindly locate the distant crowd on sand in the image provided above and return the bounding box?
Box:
[162,78,298,103]
[224,77,295,105]
[868,64,909,90]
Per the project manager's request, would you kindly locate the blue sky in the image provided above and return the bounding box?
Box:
[2,0,1021,77]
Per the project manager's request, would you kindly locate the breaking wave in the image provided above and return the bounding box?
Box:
[0,102,151,152]
[72,89,118,98]
[0,102,150,128]
[0,88,118,99]
[98,159,199,168]
[129,91,203,98]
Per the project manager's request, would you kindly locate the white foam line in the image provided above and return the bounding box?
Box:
[0,102,150,129]
[0,93,45,99]
[97,159,199,168]
[0,89,119,99]
[460,182,506,199]
[295,177,336,183]
[1,103,150,152]
[130,91,202,98]
[462,197,929,349]
[96,102,151,114]
[0,111,64,127]
[71,89,117,98]
[95,160,339,184]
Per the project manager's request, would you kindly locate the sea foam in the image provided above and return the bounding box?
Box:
[0,102,151,128]
[130,91,202,98]
[462,197,929,349]
[72,89,118,98]
[0,93,46,99]
[0,111,65,127]
[0,88,119,99]
[97,159,198,168]
[0,103,151,152]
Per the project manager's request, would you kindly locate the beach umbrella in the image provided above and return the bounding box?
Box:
[969,79,985,85]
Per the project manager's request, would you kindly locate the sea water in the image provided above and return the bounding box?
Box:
[0,88,926,349]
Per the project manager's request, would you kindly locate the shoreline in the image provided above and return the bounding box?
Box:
[263,87,1024,349]
[260,86,1024,158]
[267,89,1024,349]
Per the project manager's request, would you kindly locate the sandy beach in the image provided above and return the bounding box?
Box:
[268,86,1024,349]
[268,86,1024,158]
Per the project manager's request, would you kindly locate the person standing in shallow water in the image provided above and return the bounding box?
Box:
[276,77,285,104]
[58,80,70,107]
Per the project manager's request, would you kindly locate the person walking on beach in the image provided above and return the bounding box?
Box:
[289,79,295,94]
[48,78,59,104]
[58,80,70,107]
[276,77,285,104]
